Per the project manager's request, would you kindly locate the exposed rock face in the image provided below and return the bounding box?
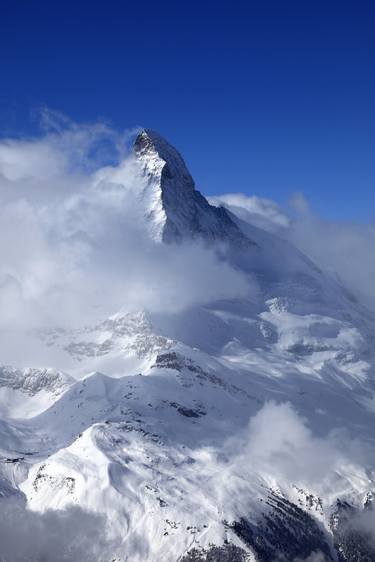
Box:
[230,493,333,562]
[134,129,251,245]
[0,366,73,396]
[180,544,249,561]
[330,500,375,562]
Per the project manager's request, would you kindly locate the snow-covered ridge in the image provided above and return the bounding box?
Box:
[0,366,74,421]
[36,311,173,378]
[0,366,73,396]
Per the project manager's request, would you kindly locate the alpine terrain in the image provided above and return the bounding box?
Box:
[2,129,375,562]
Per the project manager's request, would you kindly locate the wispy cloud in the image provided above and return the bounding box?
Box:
[0,113,252,338]
[211,192,375,312]
[0,498,117,562]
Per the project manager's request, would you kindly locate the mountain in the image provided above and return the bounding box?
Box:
[134,129,251,245]
[1,130,375,561]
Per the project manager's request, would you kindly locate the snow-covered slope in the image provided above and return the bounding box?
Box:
[2,131,375,562]
[0,366,73,420]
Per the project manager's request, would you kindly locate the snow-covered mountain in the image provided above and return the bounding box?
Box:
[1,130,375,561]
[134,129,251,245]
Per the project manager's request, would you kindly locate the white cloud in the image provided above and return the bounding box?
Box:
[217,401,370,502]
[212,190,375,313]
[209,192,290,233]
[0,498,117,562]
[239,402,349,486]
[294,553,329,562]
[0,117,252,338]
[287,196,375,311]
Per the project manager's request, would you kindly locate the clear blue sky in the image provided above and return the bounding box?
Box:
[1,1,374,221]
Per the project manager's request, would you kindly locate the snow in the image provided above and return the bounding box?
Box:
[134,129,252,245]
[1,129,375,560]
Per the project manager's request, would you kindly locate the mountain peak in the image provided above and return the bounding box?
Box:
[133,129,251,245]
[134,129,195,194]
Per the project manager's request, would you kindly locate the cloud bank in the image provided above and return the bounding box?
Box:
[0,113,251,338]
[0,499,117,562]
[211,192,375,312]
[229,401,369,491]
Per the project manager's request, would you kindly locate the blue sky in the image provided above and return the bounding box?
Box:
[0,0,374,221]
